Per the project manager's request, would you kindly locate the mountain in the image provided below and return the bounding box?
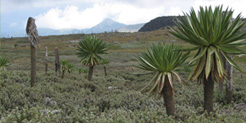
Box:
[38,28,82,36]
[0,28,83,38]
[117,23,144,32]
[139,16,183,32]
[1,18,143,38]
[85,18,126,33]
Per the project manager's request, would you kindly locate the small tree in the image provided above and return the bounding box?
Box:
[76,36,107,81]
[61,60,68,79]
[67,63,74,74]
[137,43,189,116]
[60,60,74,78]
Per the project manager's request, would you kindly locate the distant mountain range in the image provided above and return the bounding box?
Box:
[88,18,126,33]
[1,18,144,38]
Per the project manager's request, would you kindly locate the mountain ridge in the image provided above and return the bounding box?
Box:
[84,18,126,33]
[139,16,183,32]
[1,18,143,37]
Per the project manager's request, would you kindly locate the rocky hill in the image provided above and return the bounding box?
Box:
[139,16,183,32]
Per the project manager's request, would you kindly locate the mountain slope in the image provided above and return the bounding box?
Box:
[138,16,183,32]
[85,18,126,33]
[117,23,144,32]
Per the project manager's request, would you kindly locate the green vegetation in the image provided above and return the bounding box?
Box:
[0,57,9,70]
[137,43,189,116]
[60,60,74,79]
[67,63,74,74]
[171,5,246,113]
[0,5,246,122]
[76,36,108,81]
[1,70,246,122]
[61,60,69,79]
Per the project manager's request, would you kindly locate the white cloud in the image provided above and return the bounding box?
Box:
[192,0,246,18]
[114,4,165,24]
[35,3,166,29]
[10,23,17,27]
[166,7,183,16]
[6,0,246,30]
[35,5,102,29]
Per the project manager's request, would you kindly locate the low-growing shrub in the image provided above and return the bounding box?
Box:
[1,71,246,122]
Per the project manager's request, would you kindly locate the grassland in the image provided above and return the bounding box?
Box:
[0,29,246,122]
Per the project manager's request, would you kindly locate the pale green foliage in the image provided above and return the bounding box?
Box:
[0,57,9,70]
[77,68,83,74]
[77,68,89,74]
[76,36,108,66]
[137,43,189,98]
[170,5,246,82]
[1,71,246,122]
[100,58,110,65]
[60,60,74,78]
[66,63,74,73]
[61,60,69,71]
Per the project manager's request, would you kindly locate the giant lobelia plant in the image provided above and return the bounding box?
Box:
[76,36,108,81]
[26,17,39,87]
[170,6,246,113]
[137,43,189,116]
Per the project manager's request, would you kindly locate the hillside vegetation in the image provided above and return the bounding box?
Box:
[1,29,246,122]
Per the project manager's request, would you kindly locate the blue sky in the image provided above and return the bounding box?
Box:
[1,0,246,36]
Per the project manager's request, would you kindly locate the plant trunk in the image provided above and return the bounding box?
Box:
[219,53,226,92]
[225,21,234,104]
[104,66,107,76]
[88,66,94,81]
[218,82,223,92]
[162,76,175,116]
[62,70,65,79]
[55,47,60,76]
[225,54,233,104]
[45,63,48,74]
[204,75,214,113]
[45,47,48,75]
[31,44,36,87]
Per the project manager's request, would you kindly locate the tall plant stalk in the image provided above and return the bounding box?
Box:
[45,47,48,74]
[26,17,39,87]
[30,44,36,87]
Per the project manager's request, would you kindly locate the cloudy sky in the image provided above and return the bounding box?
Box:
[1,0,246,34]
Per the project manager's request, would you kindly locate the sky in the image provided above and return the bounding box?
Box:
[1,0,246,35]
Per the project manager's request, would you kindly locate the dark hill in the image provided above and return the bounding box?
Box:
[139,16,182,32]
